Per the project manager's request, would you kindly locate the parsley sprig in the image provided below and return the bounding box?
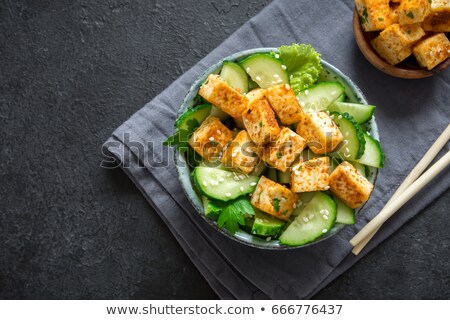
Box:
[217,197,255,234]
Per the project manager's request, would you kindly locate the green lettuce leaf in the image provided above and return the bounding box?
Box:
[278,43,322,94]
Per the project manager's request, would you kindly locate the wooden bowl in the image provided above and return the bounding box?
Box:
[353,9,450,79]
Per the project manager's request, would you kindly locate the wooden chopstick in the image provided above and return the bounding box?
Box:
[351,124,450,255]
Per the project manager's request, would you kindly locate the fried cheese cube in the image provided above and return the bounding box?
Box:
[242,90,281,144]
[329,161,374,209]
[265,84,304,125]
[221,130,259,174]
[198,74,248,118]
[291,157,330,193]
[422,0,450,32]
[355,0,392,31]
[250,176,298,221]
[398,0,430,25]
[370,23,425,64]
[259,127,307,172]
[188,116,233,161]
[413,33,450,70]
[296,112,343,154]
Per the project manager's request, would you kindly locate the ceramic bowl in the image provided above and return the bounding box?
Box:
[353,9,450,79]
[175,48,379,249]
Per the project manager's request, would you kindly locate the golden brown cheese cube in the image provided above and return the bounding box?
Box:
[242,92,281,145]
[250,176,298,221]
[265,84,304,125]
[413,33,450,69]
[296,112,343,154]
[370,23,425,64]
[291,157,330,193]
[356,0,392,31]
[423,0,450,32]
[188,116,233,161]
[398,0,430,25]
[259,127,307,173]
[221,130,259,174]
[329,161,374,209]
[198,74,248,118]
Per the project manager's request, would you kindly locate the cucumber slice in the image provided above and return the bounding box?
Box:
[192,167,259,201]
[210,105,230,121]
[175,104,212,130]
[349,161,367,177]
[328,101,376,124]
[331,112,366,160]
[266,168,278,182]
[251,210,286,237]
[334,196,355,225]
[336,94,346,102]
[277,170,291,184]
[240,53,289,88]
[202,196,221,220]
[291,192,316,216]
[297,82,345,113]
[279,192,337,246]
[353,132,385,168]
[220,61,249,93]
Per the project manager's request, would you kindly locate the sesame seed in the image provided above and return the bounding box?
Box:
[330,114,335,119]
[322,229,328,233]
[290,132,296,137]
[232,153,237,157]
[275,54,280,59]
[216,130,222,135]
[285,84,291,90]
[290,75,294,80]
[203,181,207,186]
[209,137,215,141]
[272,81,277,84]
[345,132,349,137]
[308,108,314,113]
[266,236,272,241]
[293,203,297,208]
[294,170,300,176]
[309,214,314,219]
[304,90,309,96]
[324,209,329,215]
[219,177,224,182]
[345,147,350,153]
[250,182,257,186]
[331,91,336,95]
[323,215,328,220]
[239,174,246,179]
[337,115,342,120]
[256,76,261,81]
[274,74,280,78]
[320,209,325,214]
[233,176,240,181]
[326,110,330,115]
[281,64,287,70]
[246,67,251,72]
[240,186,244,192]
[280,198,286,203]
[324,186,330,190]
[448,50,450,54]
[344,153,351,158]
[225,193,231,197]
[343,140,349,145]
[300,101,306,108]
[303,217,309,223]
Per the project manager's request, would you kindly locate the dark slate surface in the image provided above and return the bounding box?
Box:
[1,0,449,299]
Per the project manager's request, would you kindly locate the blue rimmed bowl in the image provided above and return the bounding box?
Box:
[175,48,379,250]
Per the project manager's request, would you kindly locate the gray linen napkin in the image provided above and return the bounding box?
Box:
[105,0,450,299]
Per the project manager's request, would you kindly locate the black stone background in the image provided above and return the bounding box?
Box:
[1,0,449,299]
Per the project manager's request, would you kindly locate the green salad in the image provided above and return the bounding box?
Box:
[165,43,384,246]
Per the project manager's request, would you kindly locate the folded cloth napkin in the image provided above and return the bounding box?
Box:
[105,0,450,299]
